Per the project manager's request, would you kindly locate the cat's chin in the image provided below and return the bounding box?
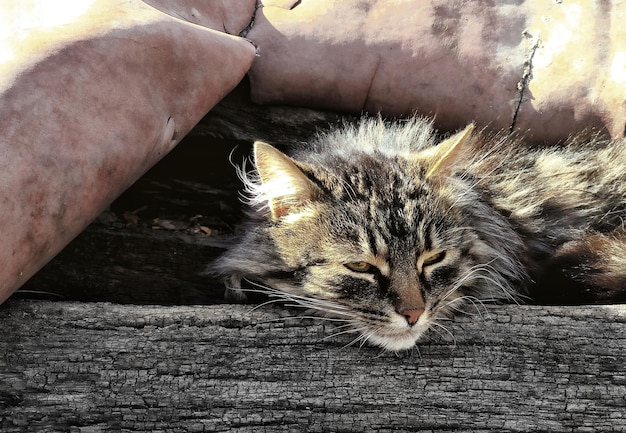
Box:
[364,324,428,352]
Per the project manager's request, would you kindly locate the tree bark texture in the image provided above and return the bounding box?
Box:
[1,300,625,432]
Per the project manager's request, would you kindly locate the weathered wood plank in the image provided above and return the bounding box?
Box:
[1,300,625,432]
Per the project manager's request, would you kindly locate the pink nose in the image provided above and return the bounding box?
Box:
[399,308,424,326]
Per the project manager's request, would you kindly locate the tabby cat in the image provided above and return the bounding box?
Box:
[212,116,626,351]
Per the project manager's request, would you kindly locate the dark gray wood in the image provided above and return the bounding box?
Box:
[193,78,349,148]
[1,300,625,432]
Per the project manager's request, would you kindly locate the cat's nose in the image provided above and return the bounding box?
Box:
[398,308,424,326]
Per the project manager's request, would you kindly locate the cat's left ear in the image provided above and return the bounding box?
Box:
[423,123,475,179]
[253,141,319,220]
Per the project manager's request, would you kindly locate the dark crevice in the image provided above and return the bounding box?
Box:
[510,31,540,134]
[361,57,381,113]
[239,0,261,38]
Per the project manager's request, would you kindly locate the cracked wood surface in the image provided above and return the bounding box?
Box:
[1,300,625,432]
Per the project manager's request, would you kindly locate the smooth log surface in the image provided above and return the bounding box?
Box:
[1,300,625,432]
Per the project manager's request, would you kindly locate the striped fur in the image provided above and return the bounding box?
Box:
[212,116,626,351]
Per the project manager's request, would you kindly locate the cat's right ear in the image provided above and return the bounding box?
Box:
[423,123,475,179]
[253,141,318,220]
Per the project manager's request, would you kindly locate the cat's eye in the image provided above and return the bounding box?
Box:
[344,261,374,273]
[421,250,446,267]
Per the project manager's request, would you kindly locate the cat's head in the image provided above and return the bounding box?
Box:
[213,118,525,351]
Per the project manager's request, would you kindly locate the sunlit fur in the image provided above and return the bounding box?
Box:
[211,116,626,351]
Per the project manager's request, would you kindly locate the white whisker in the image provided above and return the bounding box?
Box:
[321,325,367,342]
[430,321,457,349]
[245,298,286,314]
[337,328,374,351]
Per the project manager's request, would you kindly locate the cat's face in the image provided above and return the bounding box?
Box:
[263,182,487,351]
[214,119,523,351]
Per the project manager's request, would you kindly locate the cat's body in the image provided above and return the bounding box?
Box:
[212,117,626,351]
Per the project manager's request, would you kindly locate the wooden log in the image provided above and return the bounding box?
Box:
[1,300,625,432]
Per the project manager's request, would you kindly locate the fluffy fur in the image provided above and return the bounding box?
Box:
[211,116,626,351]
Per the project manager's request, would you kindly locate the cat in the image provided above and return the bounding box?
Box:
[211,116,626,351]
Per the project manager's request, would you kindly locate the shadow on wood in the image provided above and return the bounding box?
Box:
[17,81,348,305]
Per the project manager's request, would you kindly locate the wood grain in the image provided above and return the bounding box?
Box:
[1,300,625,432]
